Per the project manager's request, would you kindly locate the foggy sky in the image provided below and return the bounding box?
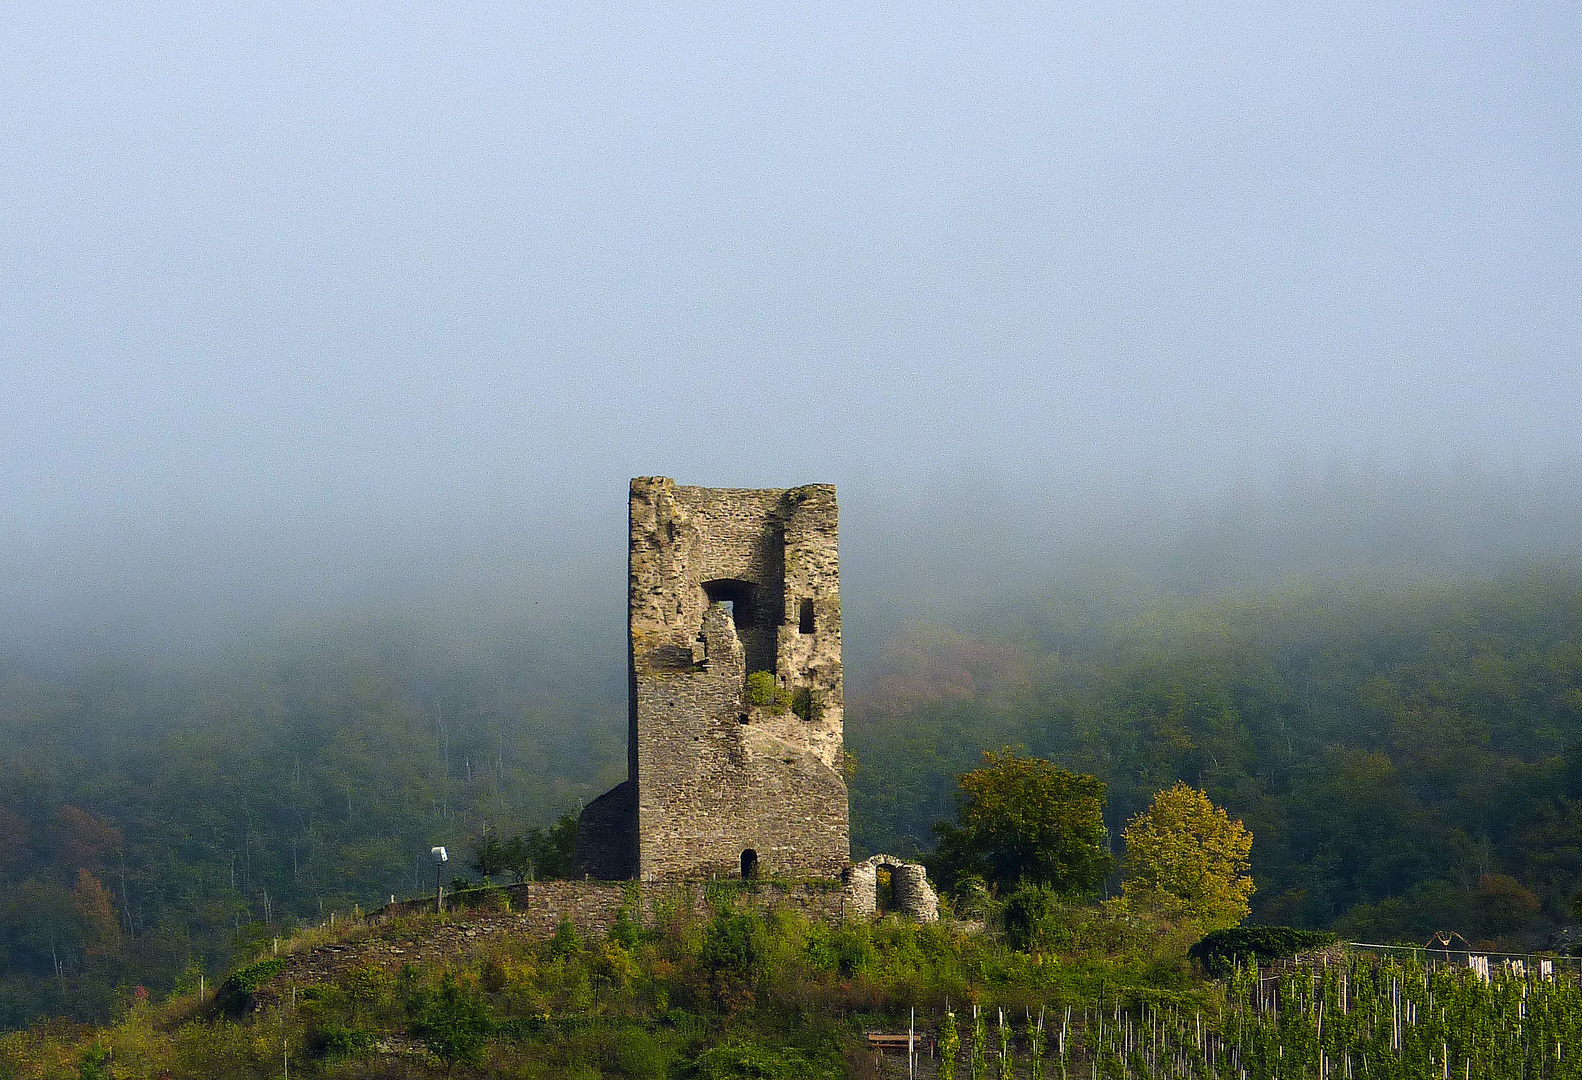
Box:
[3,2,1580,645]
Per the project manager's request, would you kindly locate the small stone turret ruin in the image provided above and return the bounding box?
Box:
[573,477,936,921]
[848,855,940,922]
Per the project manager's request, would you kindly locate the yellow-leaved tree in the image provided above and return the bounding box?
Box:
[1121,782,1254,931]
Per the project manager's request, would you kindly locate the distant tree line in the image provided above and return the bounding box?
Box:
[850,569,1582,953]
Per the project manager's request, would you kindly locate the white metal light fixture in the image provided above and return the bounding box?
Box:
[431,847,449,913]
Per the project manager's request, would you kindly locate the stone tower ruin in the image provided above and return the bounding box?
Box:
[574,478,850,881]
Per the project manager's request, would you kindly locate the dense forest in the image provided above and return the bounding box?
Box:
[852,569,1582,947]
[0,625,627,1030]
[5,569,1582,1032]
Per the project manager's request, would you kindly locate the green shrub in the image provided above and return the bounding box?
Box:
[407,976,495,1065]
[804,925,873,977]
[746,671,788,712]
[550,915,583,959]
[946,875,995,922]
[605,1026,671,1079]
[693,1038,843,1079]
[480,959,508,994]
[78,1044,111,1080]
[701,911,760,977]
[171,1016,261,1076]
[309,1024,374,1060]
[214,957,285,1016]
[1189,925,1338,978]
[607,904,644,949]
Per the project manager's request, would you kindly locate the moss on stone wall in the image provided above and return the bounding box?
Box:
[747,670,788,712]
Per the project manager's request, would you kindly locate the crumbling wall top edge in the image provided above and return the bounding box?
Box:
[630,477,835,499]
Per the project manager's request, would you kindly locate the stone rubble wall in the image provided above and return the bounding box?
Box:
[252,870,941,1009]
[372,878,857,932]
[257,879,862,1004]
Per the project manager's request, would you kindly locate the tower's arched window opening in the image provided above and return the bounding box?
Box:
[799,598,815,634]
[741,849,759,879]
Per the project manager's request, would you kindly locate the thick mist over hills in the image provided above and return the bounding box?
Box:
[5,459,1580,683]
[3,1,1578,662]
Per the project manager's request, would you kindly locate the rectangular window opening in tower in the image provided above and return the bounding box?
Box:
[799,598,815,634]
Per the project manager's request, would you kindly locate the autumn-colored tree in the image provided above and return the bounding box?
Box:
[1121,782,1253,930]
[932,749,1112,896]
[72,869,122,958]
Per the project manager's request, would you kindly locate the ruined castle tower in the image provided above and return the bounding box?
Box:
[574,478,850,880]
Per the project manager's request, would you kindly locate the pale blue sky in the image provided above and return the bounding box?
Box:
[2,1,1579,638]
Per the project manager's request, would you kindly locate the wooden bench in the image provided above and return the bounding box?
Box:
[866,1033,921,1054]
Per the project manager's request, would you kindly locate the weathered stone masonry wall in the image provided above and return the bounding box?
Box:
[575,477,850,883]
[372,880,854,936]
[631,481,848,881]
[846,856,941,922]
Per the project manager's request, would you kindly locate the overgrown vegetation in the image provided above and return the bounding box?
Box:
[746,670,789,712]
[214,958,285,1017]
[0,889,1219,1079]
[7,569,1582,1035]
[10,893,1574,1079]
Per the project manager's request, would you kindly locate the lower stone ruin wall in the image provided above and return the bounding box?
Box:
[256,869,941,1003]
[372,879,853,940]
[371,861,939,941]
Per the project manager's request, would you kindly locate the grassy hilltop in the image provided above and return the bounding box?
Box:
[0,882,1221,1079]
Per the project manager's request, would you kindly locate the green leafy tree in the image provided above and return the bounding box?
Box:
[487,813,580,883]
[407,976,494,1066]
[468,832,507,882]
[71,870,120,959]
[500,835,531,882]
[1120,781,1253,930]
[932,750,1112,896]
[526,814,579,880]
